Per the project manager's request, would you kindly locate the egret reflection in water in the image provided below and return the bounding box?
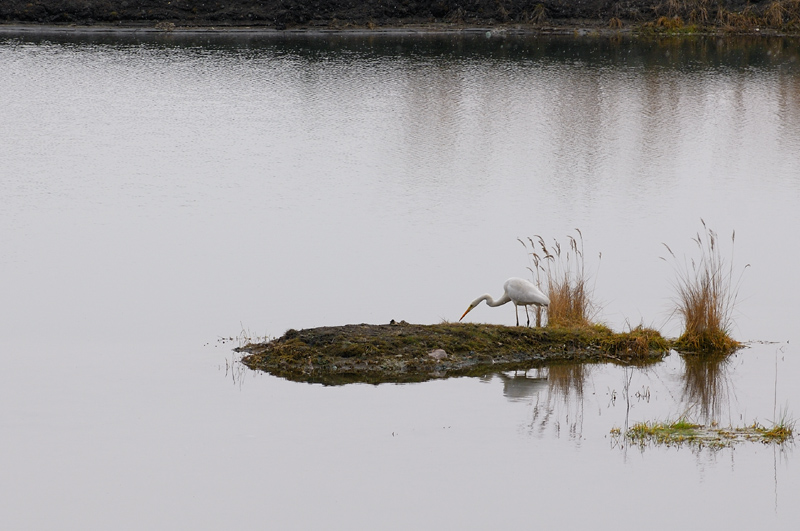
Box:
[482,365,589,439]
[492,369,549,401]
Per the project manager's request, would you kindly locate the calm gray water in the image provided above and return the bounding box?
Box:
[1,31,799,529]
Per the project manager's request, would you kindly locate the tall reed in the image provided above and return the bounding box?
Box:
[520,230,599,328]
[662,220,746,354]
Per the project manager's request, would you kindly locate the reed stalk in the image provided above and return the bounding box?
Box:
[520,230,599,328]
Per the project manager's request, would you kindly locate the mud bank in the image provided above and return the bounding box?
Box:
[237,322,670,385]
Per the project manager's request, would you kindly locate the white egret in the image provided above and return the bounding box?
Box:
[459,277,550,327]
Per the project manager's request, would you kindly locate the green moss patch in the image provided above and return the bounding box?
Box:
[237,321,670,385]
[674,328,741,355]
[615,418,794,449]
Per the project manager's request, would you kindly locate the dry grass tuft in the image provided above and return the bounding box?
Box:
[662,220,746,355]
[656,15,685,29]
[520,230,599,328]
[528,3,548,24]
[606,324,670,359]
[642,0,800,30]
[769,0,800,28]
[765,0,787,26]
[760,421,795,441]
[688,6,709,24]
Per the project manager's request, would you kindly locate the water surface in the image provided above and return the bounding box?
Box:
[1,31,798,529]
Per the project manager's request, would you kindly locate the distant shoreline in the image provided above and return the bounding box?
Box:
[2,0,800,37]
[0,22,795,40]
[0,23,615,36]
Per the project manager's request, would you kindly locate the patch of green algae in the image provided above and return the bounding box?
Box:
[614,418,794,449]
[237,322,670,385]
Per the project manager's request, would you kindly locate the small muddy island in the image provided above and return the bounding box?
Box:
[237,321,675,384]
[241,226,743,386]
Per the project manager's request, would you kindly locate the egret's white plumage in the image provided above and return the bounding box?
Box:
[459,277,550,327]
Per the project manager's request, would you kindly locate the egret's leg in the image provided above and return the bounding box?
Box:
[515,305,520,326]
[525,305,531,327]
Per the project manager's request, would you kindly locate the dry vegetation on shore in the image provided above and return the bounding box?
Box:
[3,0,800,33]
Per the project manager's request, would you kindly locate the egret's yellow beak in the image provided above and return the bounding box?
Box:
[459,305,474,321]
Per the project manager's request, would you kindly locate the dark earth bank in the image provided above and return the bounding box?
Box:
[237,322,671,385]
[3,0,800,32]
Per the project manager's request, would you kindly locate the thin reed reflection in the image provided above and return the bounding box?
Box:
[680,353,734,424]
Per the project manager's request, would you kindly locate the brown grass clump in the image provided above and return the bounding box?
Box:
[656,15,685,29]
[683,0,710,24]
[727,6,760,30]
[688,6,709,25]
[638,0,800,30]
[662,220,746,355]
[642,0,800,31]
[520,230,599,328]
[757,420,794,442]
[528,3,547,24]
[765,0,787,26]
[605,324,670,359]
[766,0,800,29]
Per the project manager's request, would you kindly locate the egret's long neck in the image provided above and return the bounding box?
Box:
[473,292,511,308]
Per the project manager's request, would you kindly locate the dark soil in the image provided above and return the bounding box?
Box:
[237,321,670,385]
[1,0,798,32]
